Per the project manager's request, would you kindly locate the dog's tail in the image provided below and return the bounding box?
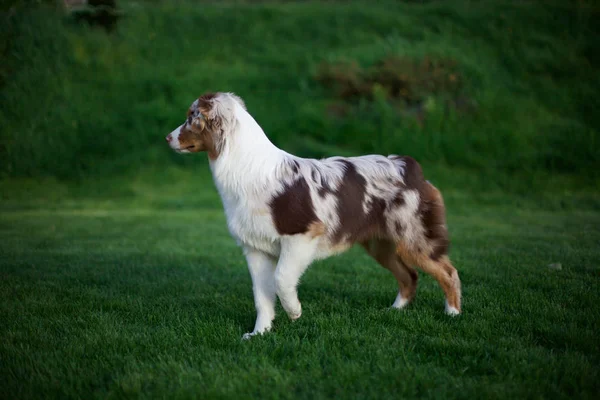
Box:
[420,180,449,260]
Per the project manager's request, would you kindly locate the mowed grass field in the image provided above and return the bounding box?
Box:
[1,0,600,398]
[1,168,600,399]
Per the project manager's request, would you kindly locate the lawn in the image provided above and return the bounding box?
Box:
[1,168,599,398]
[1,0,599,398]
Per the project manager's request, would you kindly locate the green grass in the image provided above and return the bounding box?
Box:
[1,0,599,184]
[1,0,600,398]
[1,167,600,399]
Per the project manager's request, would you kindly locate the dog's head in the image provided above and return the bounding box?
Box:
[166,92,245,159]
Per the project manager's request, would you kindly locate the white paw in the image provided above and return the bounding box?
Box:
[288,305,302,321]
[242,326,272,340]
[242,331,266,340]
[391,293,410,309]
[445,302,461,316]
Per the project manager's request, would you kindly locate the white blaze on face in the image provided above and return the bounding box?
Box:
[168,124,184,151]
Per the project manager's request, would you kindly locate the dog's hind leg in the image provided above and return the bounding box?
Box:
[430,256,461,315]
[274,234,318,321]
[397,243,461,315]
[362,239,418,309]
[394,181,461,314]
[242,247,277,340]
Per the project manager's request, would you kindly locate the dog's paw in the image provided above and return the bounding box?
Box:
[445,302,461,316]
[391,293,410,309]
[242,331,266,340]
[242,327,271,340]
[288,305,302,321]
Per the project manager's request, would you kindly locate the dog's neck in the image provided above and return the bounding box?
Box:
[209,104,285,198]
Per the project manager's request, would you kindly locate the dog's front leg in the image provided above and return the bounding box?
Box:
[274,235,318,321]
[242,247,277,340]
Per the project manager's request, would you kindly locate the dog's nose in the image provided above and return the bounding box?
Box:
[166,134,172,142]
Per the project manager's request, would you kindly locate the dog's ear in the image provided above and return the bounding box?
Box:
[197,93,230,138]
[197,93,219,125]
[191,112,206,131]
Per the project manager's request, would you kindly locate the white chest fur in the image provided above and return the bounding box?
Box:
[206,104,287,256]
[216,183,282,256]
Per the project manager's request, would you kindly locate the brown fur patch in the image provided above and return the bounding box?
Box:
[419,182,449,261]
[197,92,218,114]
[397,156,425,192]
[180,93,223,160]
[270,178,319,235]
[396,242,460,311]
[392,192,405,206]
[395,156,449,261]
[177,124,219,160]
[307,221,326,238]
[362,239,419,302]
[332,161,385,244]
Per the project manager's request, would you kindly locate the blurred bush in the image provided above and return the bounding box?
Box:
[316,56,463,105]
[0,0,598,186]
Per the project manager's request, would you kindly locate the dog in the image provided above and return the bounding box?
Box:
[166,92,461,339]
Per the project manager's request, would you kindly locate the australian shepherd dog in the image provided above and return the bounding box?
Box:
[166,92,461,339]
